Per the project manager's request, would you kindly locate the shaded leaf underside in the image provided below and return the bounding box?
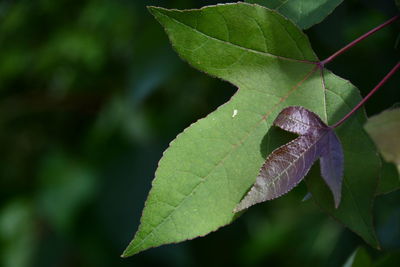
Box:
[123,3,380,256]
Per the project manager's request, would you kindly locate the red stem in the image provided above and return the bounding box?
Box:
[319,15,399,67]
[332,61,400,128]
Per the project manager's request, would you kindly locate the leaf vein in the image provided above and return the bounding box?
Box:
[320,69,329,123]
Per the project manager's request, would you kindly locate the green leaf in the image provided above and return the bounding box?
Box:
[245,0,344,29]
[122,3,380,256]
[365,108,400,175]
[365,108,400,194]
[376,160,400,195]
[305,69,380,248]
[342,247,372,267]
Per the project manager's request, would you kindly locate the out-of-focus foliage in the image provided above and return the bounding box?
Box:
[0,0,399,266]
[365,108,400,174]
[377,160,400,195]
[342,247,372,267]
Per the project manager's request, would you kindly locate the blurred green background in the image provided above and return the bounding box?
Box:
[0,0,399,266]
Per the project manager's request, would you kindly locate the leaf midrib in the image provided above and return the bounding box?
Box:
[266,131,327,189]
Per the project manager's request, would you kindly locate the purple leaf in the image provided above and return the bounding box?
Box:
[234,106,344,212]
[319,131,344,208]
[273,106,326,135]
[234,135,323,212]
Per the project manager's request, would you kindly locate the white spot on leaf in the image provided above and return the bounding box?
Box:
[232,109,238,118]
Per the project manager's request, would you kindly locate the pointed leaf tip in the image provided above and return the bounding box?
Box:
[235,106,344,212]
[147,6,170,21]
[319,131,344,208]
[147,6,156,13]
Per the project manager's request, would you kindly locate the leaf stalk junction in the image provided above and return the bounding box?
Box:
[314,14,400,128]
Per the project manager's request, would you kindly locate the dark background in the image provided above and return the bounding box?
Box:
[0,0,399,266]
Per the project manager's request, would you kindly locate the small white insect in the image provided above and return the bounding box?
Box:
[232,109,238,118]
